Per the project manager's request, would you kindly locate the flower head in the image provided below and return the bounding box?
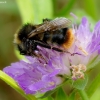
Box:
[3,16,100,94]
[4,47,70,94]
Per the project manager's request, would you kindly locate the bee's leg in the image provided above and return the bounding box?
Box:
[34,40,64,52]
[34,40,51,49]
[34,40,83,56]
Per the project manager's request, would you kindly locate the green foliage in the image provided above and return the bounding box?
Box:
[38,90,56,99]
[57,0,76,16]
[83,0,98,20]
[78,90,89,100]
[87,73,100,97]
[56,88,68,100]
[68,90,75,100]
[48,96,54,100]
[16,0,53,24]
[72,75,88,90]
[16,0,34,23]
[87,56,100,71]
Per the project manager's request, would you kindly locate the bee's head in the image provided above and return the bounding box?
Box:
[16,38,35,55]
[14,24,36,55]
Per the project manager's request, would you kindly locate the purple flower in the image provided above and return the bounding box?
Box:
[4,48,70,94]
[3,17,100,94]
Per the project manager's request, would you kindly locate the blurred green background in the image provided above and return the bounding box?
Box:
[0,0,100,100]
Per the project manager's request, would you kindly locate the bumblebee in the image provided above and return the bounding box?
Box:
[14,17,74,56]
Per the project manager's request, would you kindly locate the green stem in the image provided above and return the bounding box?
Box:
[83,0,98,20]
[0,70,37,100]
[87,73,100,97]
[57,0,76,16]
[16,0,34,24]
[16,0,53,24]
[78,90,89,100]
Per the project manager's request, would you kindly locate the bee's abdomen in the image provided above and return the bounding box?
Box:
[43,28,68,45]
[62,29,74,49]
[42,28,74,49]
[43,32,51,43]
[51,28,67,45]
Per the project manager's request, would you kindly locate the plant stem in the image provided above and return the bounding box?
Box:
[78,90,89,100]
[87,73,100,97]
[83,0,98,20]
[57,0,76,16]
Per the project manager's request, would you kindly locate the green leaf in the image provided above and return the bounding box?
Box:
[0,70,37,100]
[68,90,75,100]
[16,0,53,24]
[87,73,100,97]
[48,96,54,100]
[87,56,100,72]
[56,87,68,100]
[16,0,34,24]
[72,75,88,90]
[90,87,100,100]
[39,89,56,99]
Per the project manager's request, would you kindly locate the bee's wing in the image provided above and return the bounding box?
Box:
[47,17,72,30]
[28,18,72,38]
